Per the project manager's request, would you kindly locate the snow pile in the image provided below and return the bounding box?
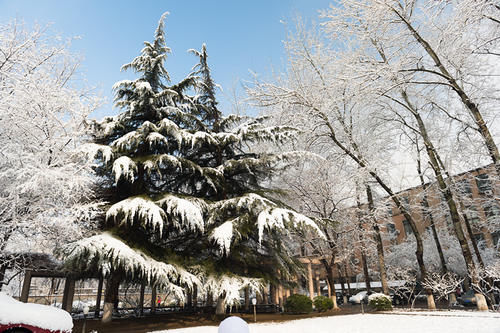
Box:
[0,292,73,332]
[151,312,500,333]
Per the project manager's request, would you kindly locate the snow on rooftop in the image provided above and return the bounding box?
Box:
[151,312,500,333]
[0,292,73,332]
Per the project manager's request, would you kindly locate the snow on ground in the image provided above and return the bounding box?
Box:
[152,312,500,333]
[0,292,73,332]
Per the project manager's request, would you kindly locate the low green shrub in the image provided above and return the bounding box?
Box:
[368,293,393,311]
[285,294,313,314]
[313,295,333,312]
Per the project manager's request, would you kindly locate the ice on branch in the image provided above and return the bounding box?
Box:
[207,194,274,226]
[156,195,205,231]
[257,208,325,243]
[111,130,143,152]
[146,132,168,148]
[135,81,152,92]
[158,118,185,144]
[81,143,113,164]
[143,154,188,176]
[190,131,217,147]
[143,154,221,191]
[99,116,122,136]
[112,80,133,91]
[203,274,263,307]
[59,233,196,300]
[210,220,238,254]
[107,197,167,235]
[218,157,263,176]
[112,156,137,184]
[158,119,217,148]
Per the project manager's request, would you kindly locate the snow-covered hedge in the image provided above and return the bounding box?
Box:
[0,293,73,332]
[368,293,393,311]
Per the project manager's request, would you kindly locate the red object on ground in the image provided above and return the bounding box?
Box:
[0,323,69,333]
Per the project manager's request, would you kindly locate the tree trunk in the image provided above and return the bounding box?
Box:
[366,185,390,295]
[138,281,145,317]
[186,287,193,308]
[206,291,213,307]
[337,264,347,303]
[343,263,352,296]
[360,252,371,294]
[270,284,277,305]
[102,274,120,323]
[459,201,485,268]
[373,224,389,295]
[416,153,448,275]
[0,265,6,291]
[307,262,315,300]
[193,284,198,309]
[244,286,250,311]
[325,119,431,307]
[448,292,457,306]
[95,276,104,318]
[261,286,268,304]
[426,199,448,274]
[402,91,475,310]
[215,294,226,315]
[355,194,372,294]
[151,286,157,313]
[321,259,339,309]
[475,293,489,311]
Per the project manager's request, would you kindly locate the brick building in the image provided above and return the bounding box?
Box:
[294,163,500,301]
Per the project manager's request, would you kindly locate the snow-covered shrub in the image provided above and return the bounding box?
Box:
[285,294,312,314]
[368,293,392,311]
[313,295,333,312]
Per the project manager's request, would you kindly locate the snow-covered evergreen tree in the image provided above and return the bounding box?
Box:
[59,12,322,319]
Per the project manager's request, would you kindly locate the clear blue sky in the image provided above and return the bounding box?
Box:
[0,0,332,120]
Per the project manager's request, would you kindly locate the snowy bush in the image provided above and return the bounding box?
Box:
[313,295,333,312]
[368,293,392,311]
[285,294,312,314]
[0,19,101,269]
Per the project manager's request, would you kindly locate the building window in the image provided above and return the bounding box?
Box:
[464,205,480,225]
[492,231,500,250]
[475,174,493,196]
[387,204,393,217]
[402,196,410,210]
[386,223,396,234]
[402,219,413,236]
[457,179,473,197]
[474,233,485,249]
[484,203,500,219]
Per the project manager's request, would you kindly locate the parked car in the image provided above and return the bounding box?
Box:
[458,290,477,307]
[0,293,73,333]
[349,291,368,304]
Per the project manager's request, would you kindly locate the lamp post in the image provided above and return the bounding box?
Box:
[252,298,257,323]
[82,305,89,333]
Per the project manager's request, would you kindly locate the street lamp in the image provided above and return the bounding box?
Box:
[82,305,89,333]
[252,298,257,323]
